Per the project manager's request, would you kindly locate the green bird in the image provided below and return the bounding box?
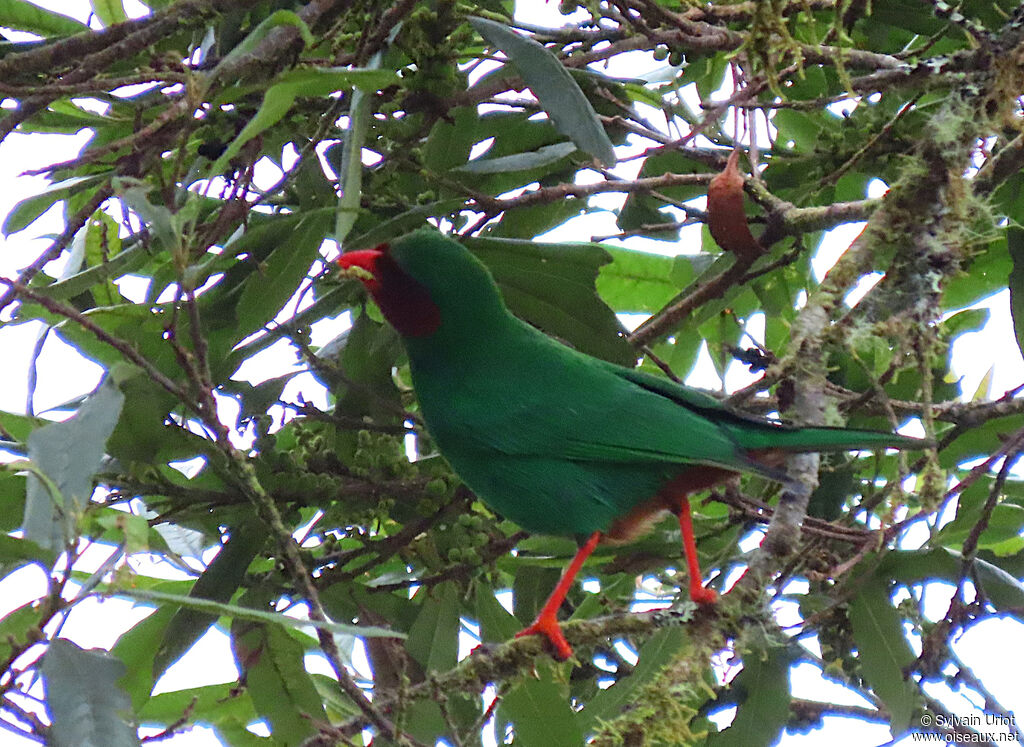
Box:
[338,228,926,660]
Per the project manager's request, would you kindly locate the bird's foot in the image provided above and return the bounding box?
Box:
[690,585,718,605]
[516,614,573,661]
[469,641,498,658]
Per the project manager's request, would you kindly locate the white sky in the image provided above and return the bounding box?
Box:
[1,2,1022,746]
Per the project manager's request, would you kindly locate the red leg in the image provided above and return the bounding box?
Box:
[515,530,601,661]
[677,497,718,605]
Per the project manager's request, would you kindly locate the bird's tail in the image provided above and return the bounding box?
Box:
[728,423,930,454]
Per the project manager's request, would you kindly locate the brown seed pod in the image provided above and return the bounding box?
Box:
[707,149,764,262]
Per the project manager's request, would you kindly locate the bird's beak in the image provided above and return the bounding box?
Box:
[337,248,384,290]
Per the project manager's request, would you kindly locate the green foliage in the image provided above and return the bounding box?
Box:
[0,1,1021,745]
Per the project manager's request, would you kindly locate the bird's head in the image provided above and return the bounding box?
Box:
[337,228,506,339]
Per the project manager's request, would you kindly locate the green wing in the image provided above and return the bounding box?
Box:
[420,321,922,481]
[613,364,926,452]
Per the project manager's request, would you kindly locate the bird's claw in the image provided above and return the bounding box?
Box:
[516,614,573,661]
[690,585,718,605]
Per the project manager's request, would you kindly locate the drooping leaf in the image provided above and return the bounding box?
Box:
[23,375,125,551]
[209,67,398,177]
[463,236,633,364]
[456,141,576,174]
[1006,225,1024,363]
[118,587,402,643]
[3,174,108,236]
[705,644,793,747]
[231,621,326,746]
[406,581,460,673]
[579,627,689,732]
[849,578,919,735]
[500,675,584,745]
[0,0,88,36]
[469,17,616,166]
[42,639,139,747]
[153,521,266,677]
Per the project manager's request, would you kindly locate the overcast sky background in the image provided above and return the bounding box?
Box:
[1,2,1022,746]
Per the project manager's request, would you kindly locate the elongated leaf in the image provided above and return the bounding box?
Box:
[23,375,125,551]
[0,533,55,566]
[882,548,1024,611]
[209,67,398,176]
[939,413,1024,468]
[705,644,793,747]
[469,17,616,165]
[473,584,520,644]
[112,607,175,712]
[463,236,633,364]
[90,0,126,25]
[456,142,576,174]
[234,211,328,340]
[501,676,584,745]
[406,581,460,672]
[1007,226,1024,363]
[214,10,314,74]
[579,627,689,731]
[42,639,139,747]
[119,587,402,639]
[231,621,326,746]
[153,521,265,677]
[37,242,150,301]
[0,0,88,35]
[849,578,918,735]
[0,603,43,666]
[3,174,107,236]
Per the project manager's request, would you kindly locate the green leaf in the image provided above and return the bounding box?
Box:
[464,236,634,364]
[883,548,1024,611]
[473,583,520,644]
[456,141,576,174]
[579,627,689,731]
[939,413,1024,468]
[332,310,402,422]
[1007,226,1024,363]
[0,0,89,35]
[597,246,686,313]
[118,586,402,640]
[214,10,314,74]
[500,675,584,745]
[0,532,54,567]
[234,211,328,341]
[0,602,44,666]
[90,0,126,25]
[406,581,460,672]
[138,682,256,733]
[112,178,180,254]
[0,470,27,532]
[469,17,616,166]
[3,174,108,236]
[705,644,793,747]
[112,606,175,712]
[848,578,918,735]
[42,639,139,747]
[154,521,265,677]
[423,107,479,172]
[23,375,125,551]
[512,561,563,626]
[36,241,151,301]
[231,622,325,746]
[209,67,398,177]
[83,210,123,307]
